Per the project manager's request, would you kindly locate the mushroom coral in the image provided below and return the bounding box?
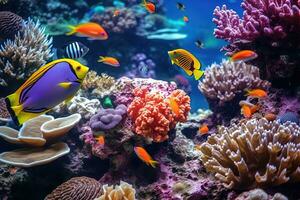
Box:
[199,118,300,189]
[128,87,190,142]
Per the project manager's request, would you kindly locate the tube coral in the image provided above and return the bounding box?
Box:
[199,118,300,189]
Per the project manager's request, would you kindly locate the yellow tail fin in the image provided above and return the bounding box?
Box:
[66,25,76,36]
[193,69,204,80]
[149,160,159,168]
[11,105,23,116]
[97,56,105,63]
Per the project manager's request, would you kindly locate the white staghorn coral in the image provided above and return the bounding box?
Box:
[0,19,53,87]
[199,118,300,189]
[198,60,270,105]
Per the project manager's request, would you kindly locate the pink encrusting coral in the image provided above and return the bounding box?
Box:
[128,87,190,142]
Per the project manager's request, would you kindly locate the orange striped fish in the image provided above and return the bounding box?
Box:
[134,147,158,168]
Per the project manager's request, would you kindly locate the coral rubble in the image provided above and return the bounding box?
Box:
[200,118,300,189]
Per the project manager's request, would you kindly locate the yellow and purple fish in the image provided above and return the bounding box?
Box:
[5,59,89,125]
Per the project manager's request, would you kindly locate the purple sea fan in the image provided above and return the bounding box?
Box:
[89,104,127,131]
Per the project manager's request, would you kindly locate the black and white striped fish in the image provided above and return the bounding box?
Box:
[63,42,89,59]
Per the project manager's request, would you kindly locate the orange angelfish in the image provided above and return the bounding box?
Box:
[134,147,158,168]
[141,0,156,13]
[183,16,189,23]
[67,22,108,40]
[98,56,120,67]
[199,124,209,135]
[169,97,180,117]
[230,50,257,63]
[95,135,105,146]
[245,89,267,99]
[241,105,252,119]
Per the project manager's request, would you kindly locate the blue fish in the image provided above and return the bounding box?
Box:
[5,59,89,125]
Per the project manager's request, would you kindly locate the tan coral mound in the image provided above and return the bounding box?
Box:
[198,60,270,105]
[45,176,101,200]
[199,118,300,189]
[95,181,136,200]
[82,71,121,98]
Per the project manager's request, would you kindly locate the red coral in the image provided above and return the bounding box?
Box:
[128,87,190,142]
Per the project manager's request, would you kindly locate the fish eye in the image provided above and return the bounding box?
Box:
[76,66,81,71]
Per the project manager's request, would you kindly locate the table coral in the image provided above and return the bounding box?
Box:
[0,18,53,92]
[213,0,300,84]
[128,87,190,142]
[45,176,102,200]
[199,118,300,189]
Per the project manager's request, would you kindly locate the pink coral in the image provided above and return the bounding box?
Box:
[128,87,190,142]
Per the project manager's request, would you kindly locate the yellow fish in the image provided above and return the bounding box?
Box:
[6,59,89,125]
[168,49,204,80]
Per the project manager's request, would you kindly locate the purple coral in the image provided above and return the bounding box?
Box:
[125,53,156,79]
[90,104,127,131]
[213,0,300,83]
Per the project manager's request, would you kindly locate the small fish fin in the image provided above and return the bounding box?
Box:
[149,160,159,168]
[193,69,204,80]
[11,105,23,116]
[170,59,175,65]
[244,89,250,96]
[183,68,193,76]
[6,93,20,109]
[98,56,105,62]
[66,25,76,36]
[58,82,72,89]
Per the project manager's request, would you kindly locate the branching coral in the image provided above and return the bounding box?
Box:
[198,60,270,105]
[213,1,300,84]
[0,18,53,90]
[95,181,136,200]
[81,71,121,98]
[91,7,138,34]
[128,87,190,142]
[199,118,300,189]
[45,176,101,200]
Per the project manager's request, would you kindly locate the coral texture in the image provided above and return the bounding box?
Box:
[91,7,138,33]
[90,104,127,131]
[128,87,190,142]
[0,19,53,89]
[198,60,270,105]
[45,176,101,200]
[213,1,300,83]
[125,53,156,78]
[95,181,136,200]
[200,118,300,189]
[0,11,23,39]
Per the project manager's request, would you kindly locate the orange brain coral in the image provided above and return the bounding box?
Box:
[128,87,190,142]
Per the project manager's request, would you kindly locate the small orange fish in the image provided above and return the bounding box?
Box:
[98,56,120,67]
[113,9,120,17]
[183,16,189,23]
[241,105,252,118]
[134,146,158,168]
[169,97,180,117]
[245,89,267,98]
[95,135,105,146]
[264,113,277,121]
[250,105,260,114]
[199,124,209,135]
[67,22,108,40]
[230,50,257,63]
[142,0,156,13]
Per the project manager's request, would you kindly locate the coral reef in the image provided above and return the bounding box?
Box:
[90,104,127,131]
[45,176,102,200]
[213,1,300,85]
[95,181,136,200]
[199,60,270,106]
[0,98,10,121]
[82,71,121,98]
[0,19,53,93]
[235,188,288,200]
[0,11,23,39]
[91,7,138,34]
[200,118,300,189]
[128,87,190,142]
[125,53,156,78]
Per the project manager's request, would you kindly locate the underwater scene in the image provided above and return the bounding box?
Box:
[1,0,300,199]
